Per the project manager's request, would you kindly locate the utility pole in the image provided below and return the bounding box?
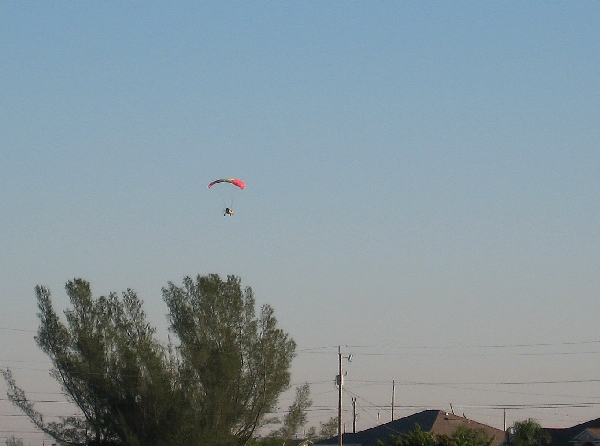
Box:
[338,346,343,446]
[337,346,352,446]
[352,397,357,433]
[391,380,395,421]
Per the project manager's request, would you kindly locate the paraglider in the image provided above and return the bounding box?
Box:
[207,178,245,190]
[208,178,245,216]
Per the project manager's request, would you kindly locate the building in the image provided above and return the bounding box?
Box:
[546,418,600,446]
[314,409,506,446]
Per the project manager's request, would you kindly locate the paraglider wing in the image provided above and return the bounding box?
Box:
[207,178,246,189]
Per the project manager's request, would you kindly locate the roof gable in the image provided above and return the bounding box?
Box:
[431,411,504,444]
[573,428,600,445]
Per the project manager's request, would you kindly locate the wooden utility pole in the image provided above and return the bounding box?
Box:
[338,346,343,446]
[352,397,357,433]
[391,380,395,421]
[337,347,352,446]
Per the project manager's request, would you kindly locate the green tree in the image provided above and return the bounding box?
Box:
[5,436,24,446]
[3,279,180,446]
[448,426,494,446]
[318,416,339,440]
[381,424,438,446]
[162,274,296,445]
[380,424,494,446]
[267,382,312,445]
[505,419,550,446]
[3,274,295,446]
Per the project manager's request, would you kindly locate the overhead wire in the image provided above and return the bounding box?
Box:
[2,330,600,437]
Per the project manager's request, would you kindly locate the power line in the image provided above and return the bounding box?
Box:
[349,378,600,386]
[0,327,36,333]
[344,340,600,350]
[296,341,600,359]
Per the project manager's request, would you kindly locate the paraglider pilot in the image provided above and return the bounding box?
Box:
[224,207,234,216]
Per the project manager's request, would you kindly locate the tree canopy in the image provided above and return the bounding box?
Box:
[505,419,551,446]
[2,274,296,446]
[379,424,495,446]
[262,382,312,446]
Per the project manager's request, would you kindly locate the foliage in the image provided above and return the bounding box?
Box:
[5,436,24,446]
[4,279,178,446]
[163,274,296,445]
[2,274,296,446]
[380,424,437,446]
[379,424,494,446]
[505,419,551,446]
[252,413,336,446]
[265,383,312,445]
[318,416,339,440]
[447,426,495,446]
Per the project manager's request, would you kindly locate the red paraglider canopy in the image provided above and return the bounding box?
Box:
[207,178,245,189]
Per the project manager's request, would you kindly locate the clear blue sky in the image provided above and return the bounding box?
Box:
[1,2,599,443]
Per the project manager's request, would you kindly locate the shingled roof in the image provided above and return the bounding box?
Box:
[315,409,505,446]
[545,417,600,446]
